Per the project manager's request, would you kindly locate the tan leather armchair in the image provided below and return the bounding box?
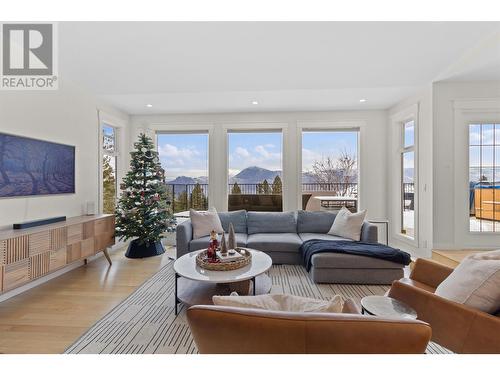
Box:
[388,258,500,354]
[187,304,431,354]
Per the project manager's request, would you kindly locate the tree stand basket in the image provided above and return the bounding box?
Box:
[125,239,165,258]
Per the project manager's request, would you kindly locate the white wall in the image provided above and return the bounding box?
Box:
[0,82,129,228]
[130,110,388,221]
[433,81,500,249]
[388,86,433,257]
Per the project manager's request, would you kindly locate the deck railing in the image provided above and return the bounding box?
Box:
[403,182,415,210]
[165,183,209,214]
[301,182,358,197]
[165,182,363,213]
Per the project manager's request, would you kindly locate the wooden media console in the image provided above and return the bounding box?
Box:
[0,214,115,294]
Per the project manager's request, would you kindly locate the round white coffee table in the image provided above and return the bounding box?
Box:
[173,248,272,314]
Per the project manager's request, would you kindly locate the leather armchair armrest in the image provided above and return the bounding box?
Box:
[388,280,500,353]
[176,219,192,258]
[409,258,454,288]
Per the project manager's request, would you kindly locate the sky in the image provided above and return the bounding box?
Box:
[404,120,414,148]
[157,131,359,179]
[302,131,358,173]
[228,132,282,176]
[157,134,209,180]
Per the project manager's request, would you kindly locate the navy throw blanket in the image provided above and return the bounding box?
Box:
[300,240,411,271]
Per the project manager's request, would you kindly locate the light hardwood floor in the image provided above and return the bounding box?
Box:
[432,250,485,268]
[0,246,482,354]
[0,247,171,354]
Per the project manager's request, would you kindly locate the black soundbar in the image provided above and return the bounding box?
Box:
[13,216,67,230]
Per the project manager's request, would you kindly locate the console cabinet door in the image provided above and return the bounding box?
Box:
[29,253,50,279]
[67,224,83,245]
[67,243,82,263]
[81,238,95,258]
[50,247,67,271]
[4,259,29,291]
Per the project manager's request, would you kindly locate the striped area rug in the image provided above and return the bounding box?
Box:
[65,261,450,354]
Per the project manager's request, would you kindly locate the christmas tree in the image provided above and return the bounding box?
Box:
[115,133,175,258]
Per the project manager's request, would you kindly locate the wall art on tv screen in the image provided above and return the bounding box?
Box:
[0,132,75,198]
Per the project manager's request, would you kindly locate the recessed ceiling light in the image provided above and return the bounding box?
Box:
[251,101,259,105]
[146,104,153,108]
[359,99,367,103]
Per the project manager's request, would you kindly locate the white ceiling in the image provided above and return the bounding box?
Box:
[58,22,500,114]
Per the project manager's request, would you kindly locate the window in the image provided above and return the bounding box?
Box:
[101,124,118,214]
[227,131,283,211]
[469,123,500,232]
[400,120,415,238]
[301,130,359,212]
[157,133,209,214]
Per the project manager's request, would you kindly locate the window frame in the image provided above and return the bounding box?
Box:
[226,128,285,212]
[222,122,288,211]
[149,122,215,208]
[400,120,416,239]
[99,122,119,215]
[155,130,210,214]
[468,122,500,233]
[297,121,364,213]
[453,99,500,249]
[390,104,419,247]
[299,128,361,212]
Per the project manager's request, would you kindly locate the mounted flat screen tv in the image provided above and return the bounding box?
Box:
[0,132,75,198]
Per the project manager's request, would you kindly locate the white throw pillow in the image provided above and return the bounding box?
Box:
[212,293,344,313]
[327,206,367,241]
[190,208,224,239]
[435,249,500,314]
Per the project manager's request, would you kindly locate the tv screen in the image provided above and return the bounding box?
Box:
[0,132,75,198]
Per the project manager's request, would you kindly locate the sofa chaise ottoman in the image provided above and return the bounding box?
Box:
[176,210,405,284]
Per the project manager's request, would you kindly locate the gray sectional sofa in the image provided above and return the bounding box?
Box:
[176,210,405,284]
